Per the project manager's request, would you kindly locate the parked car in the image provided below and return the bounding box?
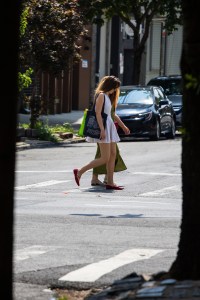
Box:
[147,75,182,128]
[116,85,176,140]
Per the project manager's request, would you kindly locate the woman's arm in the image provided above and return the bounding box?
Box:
[114,113,130,135]
[95,93,106,140]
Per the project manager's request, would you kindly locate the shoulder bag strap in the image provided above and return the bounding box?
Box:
[93,93,105,113]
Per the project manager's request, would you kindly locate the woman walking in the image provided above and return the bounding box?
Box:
[91,106,127,186]
[73,75,130,190]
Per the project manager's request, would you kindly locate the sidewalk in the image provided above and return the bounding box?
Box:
[16,111,85,150]
[18,111,84,128]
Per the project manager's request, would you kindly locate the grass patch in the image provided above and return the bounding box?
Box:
[50,122,74,134]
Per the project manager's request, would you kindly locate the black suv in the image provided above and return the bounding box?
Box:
[147,75,182,128]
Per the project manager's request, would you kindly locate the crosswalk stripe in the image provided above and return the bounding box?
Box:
[16,170,72,173]
[132,172,181,176]
[15,180,70,190]
[14,245,59,261]
[16,171,181,176]
[59,248,164,283]
[140,185,180,197]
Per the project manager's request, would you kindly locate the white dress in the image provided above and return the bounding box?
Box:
[86,93,120,143]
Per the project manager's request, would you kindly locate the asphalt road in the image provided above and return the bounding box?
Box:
[14,136,182,298]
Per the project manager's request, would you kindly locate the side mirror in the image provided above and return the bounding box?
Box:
[159,99,169,107]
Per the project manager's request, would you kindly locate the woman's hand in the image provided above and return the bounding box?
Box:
[114,114,130,135]
[122,125,130,135]
[100,128,106,140]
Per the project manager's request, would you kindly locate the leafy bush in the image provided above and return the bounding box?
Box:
[34,121,58,142]
[19,121,75,142]
[18,68,33,92]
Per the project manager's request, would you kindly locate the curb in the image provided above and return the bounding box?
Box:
[16,136,86,151]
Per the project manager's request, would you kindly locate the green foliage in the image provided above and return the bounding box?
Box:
[19,121,74,142]
[20,7,29,37]
[78,0,182,83]
[50,123,74,134]
[19,123,29,129]
[185,74,200,94]
[19,0,88,127]
[79,0,182,33]
[34,121,58,142]
[18,68,33,91]
[19,0,88,75]
[19,8,33,92]
[161,0,182,33]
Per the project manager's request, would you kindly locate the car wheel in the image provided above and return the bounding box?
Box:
[166,118,176,139]
[149,119,160,141]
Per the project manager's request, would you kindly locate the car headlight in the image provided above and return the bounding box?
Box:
[138,111,152,121]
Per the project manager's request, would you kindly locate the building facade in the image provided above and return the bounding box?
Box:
[29,18,182,114]
[97,17,182,86]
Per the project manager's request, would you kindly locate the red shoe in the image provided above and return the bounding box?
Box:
[73,169,80,186]
[106,184,124,190]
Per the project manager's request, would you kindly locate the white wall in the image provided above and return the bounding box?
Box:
[146,21,182,83]
[99,21,111,80]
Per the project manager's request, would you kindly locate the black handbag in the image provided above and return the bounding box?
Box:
[84,95,107,139]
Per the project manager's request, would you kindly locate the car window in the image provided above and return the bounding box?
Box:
[148,78,182,95]
[118,91,128,104]
[167,80,182,95]
[118,95,126,104]
[157,88,166,100]
[119,89,153,105]
[154,88,162,106]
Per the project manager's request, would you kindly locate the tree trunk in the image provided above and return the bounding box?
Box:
[132,32,145,84]
[169,0,200,279]
[0,3,21,299]
[30,70,41,128]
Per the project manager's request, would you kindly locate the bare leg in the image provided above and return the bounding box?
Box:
[103,174,108,184]
[106,143,116,186]
[92,173,98,181]
[78,143,110,179]
[91,173,104,186]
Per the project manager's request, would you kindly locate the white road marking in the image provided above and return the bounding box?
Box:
[16,170,181,176]
[132,172,181,176]
[140,185,180,197]
[59,248,163,282]
[85,200,176,206]
[15,180,70,190]
[85,204,123,207]
[14,245,58,261]
[16,170,72,173]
